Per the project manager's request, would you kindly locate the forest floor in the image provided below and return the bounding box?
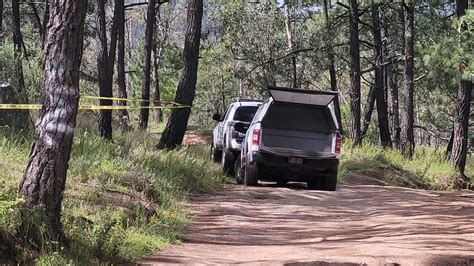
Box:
[139,131,474,265]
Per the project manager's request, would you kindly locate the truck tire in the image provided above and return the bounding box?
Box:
[234,156,244,185]
[221,148,235,175]
[244,164,259,186]
[210,142,222,163]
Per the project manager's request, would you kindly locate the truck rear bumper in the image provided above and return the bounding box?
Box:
[251,151,339,181]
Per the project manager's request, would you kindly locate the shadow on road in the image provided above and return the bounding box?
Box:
[142,184,474,264]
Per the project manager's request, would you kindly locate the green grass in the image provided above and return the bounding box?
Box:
[339,140,473,189]
[0,118,224,264]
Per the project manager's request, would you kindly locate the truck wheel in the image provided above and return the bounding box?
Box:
[210,142,222,163]
[221,148,235,175]
[244,164,259,186]
[235,157,244,185]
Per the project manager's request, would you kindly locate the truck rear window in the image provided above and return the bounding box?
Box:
[262,103,336,133]
[233,106,259,122]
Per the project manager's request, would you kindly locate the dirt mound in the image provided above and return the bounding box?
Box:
[182,130,212,145]
[342,166,429,189]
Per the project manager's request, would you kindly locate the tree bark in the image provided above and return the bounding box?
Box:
[323,0,342,133]
[389,67,401,148]
[450,0,472,177]
[27,2,43,39]
[12,0,26,102]
[400,0,415,158]
[0,0,3,33]
[361,85,376,138]
[97,0,113,139]
[42,0,50,48]
[372,2,392,148]
[116,0,129,130]
[152,41,163,123]
[157,0,203,149]
[284,3,297,88]
[349,0,361,146]
[139,0,157,130]
[19,0,87,243]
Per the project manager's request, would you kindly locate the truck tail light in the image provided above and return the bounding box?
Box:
[252,129,261,146]
[335,136,342,154]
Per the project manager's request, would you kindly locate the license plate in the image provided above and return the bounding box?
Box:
[288,157,303,164]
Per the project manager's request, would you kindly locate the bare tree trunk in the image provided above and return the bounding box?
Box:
[451,80,472,175]
[0,0,3,33]
[400,0,415,158]
[157,0,203,149]
[27,2,43,38]
[361,85,376,138]
[116,0,129,130]
[349,0,361,146]
[323,0,342,133]
[389,67,401,148]
[284,3,297,88]
[97,0,113,139]
[450,0,472,177]
[12,0,26,101]
[372,2,392,148]
[152,42,163,123]
[139,0,157,130]
[42,0,49,48]
[446,128,454,158]
[19,0,87,243]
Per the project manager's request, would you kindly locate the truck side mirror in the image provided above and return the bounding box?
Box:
[212,113,222,121]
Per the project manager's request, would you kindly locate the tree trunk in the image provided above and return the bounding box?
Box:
[0,0,3,33]
[450,0,472,177]
[27,2,43,39]
[284,4,297,88]
[152,41,163,123]
[97,0,113,139]
[400,0,415,158]
[372,3,392,148]
[139,0,157,130]
[19,0,87,243]
[389,67,401,148]
[157,0,203,149]
[42,0,50,48]
[323,0,342,133]
[361,85,376,138]
[451,80,472,175]
[116,0,129,130]
[12,0,26,102]
[349,0,361,146]
[446,128,454,158]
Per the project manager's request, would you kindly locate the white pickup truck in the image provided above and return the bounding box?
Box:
[211,100,261,174]
[236,87,342,191]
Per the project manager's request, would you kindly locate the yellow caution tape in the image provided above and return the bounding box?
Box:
[0,103,191,110]
[0,104,42,110]
[0,96,191,110]
[82,95,147,102]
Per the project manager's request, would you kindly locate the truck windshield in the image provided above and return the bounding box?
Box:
[262,103,336,133]
[233,106,259,122]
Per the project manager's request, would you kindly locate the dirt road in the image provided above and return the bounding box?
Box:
[140,182,474,265]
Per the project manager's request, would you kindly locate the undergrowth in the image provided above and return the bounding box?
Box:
[339,140,473,189]
[0,116,224,264]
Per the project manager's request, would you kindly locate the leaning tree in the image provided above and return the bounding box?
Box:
[157,0,203,149]
[19,0,88,242]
